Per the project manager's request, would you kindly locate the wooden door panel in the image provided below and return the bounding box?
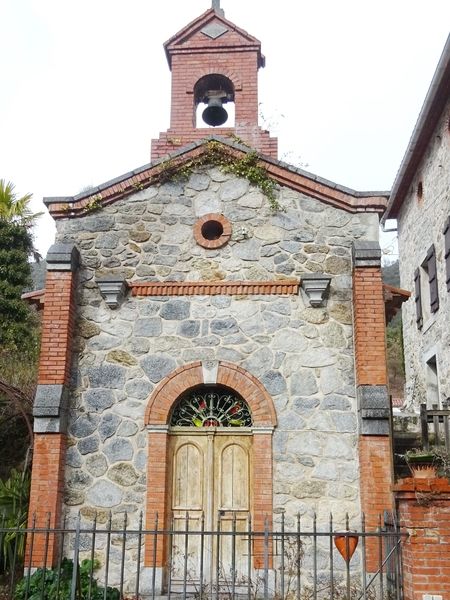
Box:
[219,442,250,511]
[170,513,204,586]
[172,442,203,510]
[170,437,208,585]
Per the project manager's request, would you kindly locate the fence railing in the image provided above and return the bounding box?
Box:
[420,402,450,452]
[0,511,405,600]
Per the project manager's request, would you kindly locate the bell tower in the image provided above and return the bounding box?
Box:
[151,2,278,159]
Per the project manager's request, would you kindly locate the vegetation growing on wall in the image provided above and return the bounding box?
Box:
[157,141,282,212]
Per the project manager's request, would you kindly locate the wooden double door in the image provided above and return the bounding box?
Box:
[169,429,252,589]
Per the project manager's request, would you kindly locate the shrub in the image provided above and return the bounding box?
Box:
[14,558,120,600]
[0,469,30,573]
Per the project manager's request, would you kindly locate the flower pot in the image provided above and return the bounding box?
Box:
[406,453,438,479]
[333,531,359,562]
[408,463,437,479]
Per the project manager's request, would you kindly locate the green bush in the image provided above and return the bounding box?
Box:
[0,468,30,573]
[14,558,120,600]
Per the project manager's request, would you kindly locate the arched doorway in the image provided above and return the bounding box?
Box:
[144,361,276,583]
[169,386,252,587]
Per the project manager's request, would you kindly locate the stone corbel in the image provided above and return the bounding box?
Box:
[300,273,331,307]
[352,241,381,268]
[33,384,68,433]
[357,385,390,435]
[97,276,128,309]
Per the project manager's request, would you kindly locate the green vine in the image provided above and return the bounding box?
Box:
[156,141,282,212]
[84,193,103,213]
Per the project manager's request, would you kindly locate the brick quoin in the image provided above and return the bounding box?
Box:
[394,479,450,600]
[353,267,388,386]
[353,263,393,571]
[37,272,76,384]
[145,362,276,568]
[28,268,77,566]
[26,434,67,566]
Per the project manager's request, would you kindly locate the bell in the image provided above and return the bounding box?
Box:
[202,97,228,127]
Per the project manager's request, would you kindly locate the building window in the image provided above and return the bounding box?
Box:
[193,213,232,249]
[414,244,439,329]
[414,268,423,328]
[444,216,450,292]
[417,181,423,204]
[425,355,440,408]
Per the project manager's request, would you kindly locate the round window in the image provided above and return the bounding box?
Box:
[193,213,232,249]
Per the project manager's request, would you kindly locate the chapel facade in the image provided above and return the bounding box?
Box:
[29,3,393,590]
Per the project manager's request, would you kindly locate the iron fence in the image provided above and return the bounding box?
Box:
[0,511,405,600]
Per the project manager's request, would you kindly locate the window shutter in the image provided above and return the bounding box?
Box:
[444,217,450,292]
[414,268,423,328]
[427,244,439,313]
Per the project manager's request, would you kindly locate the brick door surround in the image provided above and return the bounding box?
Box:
[144,361,276,567]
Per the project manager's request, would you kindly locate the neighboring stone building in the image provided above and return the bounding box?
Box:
[382,35,450,412]
[29,3,394,591]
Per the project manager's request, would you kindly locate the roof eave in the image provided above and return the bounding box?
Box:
[44,136,388,218]
[382,34,450,224]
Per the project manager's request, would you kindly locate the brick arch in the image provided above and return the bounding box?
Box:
[144,360,277,427]
[187,68,243,93]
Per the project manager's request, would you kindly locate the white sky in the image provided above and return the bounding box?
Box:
[1,0,449,259]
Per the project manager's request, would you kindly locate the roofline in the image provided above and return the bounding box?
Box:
[163,8,264,69]
[44,136,388,218]
[383,283,411,299]
[21,288,45,309]
[382,34,450,224]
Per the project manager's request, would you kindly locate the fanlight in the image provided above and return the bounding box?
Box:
[170,386,252,427]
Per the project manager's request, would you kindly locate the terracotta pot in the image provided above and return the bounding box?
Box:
[334,532,359,562]
[409,463,437,479]
[406,454,437,479]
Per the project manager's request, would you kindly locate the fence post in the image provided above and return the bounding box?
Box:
[420,404,429,450]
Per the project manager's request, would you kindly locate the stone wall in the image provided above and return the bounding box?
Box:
[54,166,379,529]
[397,97,450,409]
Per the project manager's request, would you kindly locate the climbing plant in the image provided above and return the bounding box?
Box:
[157,141,282,212]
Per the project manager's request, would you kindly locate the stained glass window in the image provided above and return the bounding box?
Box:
[170,386,252,427]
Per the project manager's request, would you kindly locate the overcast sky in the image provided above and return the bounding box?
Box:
[1,0,449,258]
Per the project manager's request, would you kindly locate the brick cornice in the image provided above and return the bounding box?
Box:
[130,279,299,297]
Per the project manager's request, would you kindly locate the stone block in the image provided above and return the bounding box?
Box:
[46,242,80,271]
[352,240,381,268]
[33,384,66,417]
[357,385,390,435]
